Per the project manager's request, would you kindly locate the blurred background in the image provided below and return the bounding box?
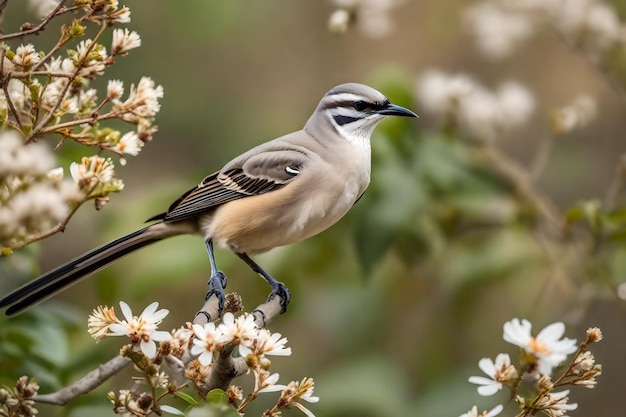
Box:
[2,0,626,416]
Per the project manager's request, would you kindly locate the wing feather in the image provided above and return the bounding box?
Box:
[152,145,311,223]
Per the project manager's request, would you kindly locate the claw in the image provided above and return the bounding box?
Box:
[202,272,227,316]
[267,281,291,314]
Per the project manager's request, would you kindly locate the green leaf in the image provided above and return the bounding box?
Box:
[564,203,587,224]
[176,391,199,406]
[205,389,229,405]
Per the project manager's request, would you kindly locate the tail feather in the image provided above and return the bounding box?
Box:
[1,223,185,316]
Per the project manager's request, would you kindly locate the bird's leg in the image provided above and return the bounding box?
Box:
[198,239,228,319]
[236,252,291,313]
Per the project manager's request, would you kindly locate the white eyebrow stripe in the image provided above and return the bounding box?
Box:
[325,93,366,103]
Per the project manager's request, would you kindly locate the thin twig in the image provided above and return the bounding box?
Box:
[7,199,84,251]
[550,27,626,104]
[25,23,108,143]
[33,355,130,405]
[471,145,563,235]
[604,155,626,211]
[0,0,67,41]
[39,111,119,134]
[529,133,555,182]
[2,78,23,130]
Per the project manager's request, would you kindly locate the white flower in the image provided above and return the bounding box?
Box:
[10,182,68,232]
[503,318,577,375]
[40,78,70,110]
[168,326,194,357]
[107,79,124,100]
[536,390,578,417]
[468,353,514,396]
[417,70,475,116]
[328,9,350,33]
[114,77,164,122]
[106,6,131,24]
[108,301,172,358]
[13,44,41,68]
[239,328,292,357]
[0,130,55,176]
[417,70,534,141]
[114,131,143,156]
[465,2,534,60]
[46,167,64,183]
[459,404,503,417]
[218,312,258,347]
[291,377,320,417]
[70,156,116,190]
[256,371,283,394]
[553,0,621,49]
[497,82,535,128]
[585,327,603,343]
[88,305,119,340]
[111,28,142,55]
[551,95,597,134]
[27,0,58,18]
[191,322,221,366]
[72,40,107,77]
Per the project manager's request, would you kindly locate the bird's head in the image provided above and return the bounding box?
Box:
[306,83,418,143]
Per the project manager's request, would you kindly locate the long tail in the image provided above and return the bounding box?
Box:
[0,222,193,316]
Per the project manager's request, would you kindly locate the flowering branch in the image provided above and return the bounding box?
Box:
[0,1,163,252]
[462,319,602,417]
[8,291,303,416]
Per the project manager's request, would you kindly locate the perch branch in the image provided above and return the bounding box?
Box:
[193,292,285,394]
[32,354,130,405]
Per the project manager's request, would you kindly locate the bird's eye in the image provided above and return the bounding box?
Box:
[353,101,368,112]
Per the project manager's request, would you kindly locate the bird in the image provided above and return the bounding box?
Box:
[0,83,417,317]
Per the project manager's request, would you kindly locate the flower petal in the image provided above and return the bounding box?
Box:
[141,340,157,358]
[536,322,565,342]
[478,357,496,377]
[119,301,133,322]
[140,301,159,318]
[151,330,173,342]
[477,383,502,396]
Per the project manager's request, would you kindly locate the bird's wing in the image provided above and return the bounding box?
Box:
[151,145,310,223]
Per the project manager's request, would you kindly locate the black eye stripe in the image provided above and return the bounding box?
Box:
[333,114,361,126]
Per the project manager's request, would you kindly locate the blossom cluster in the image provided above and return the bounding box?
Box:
[327,0,404,38]
[0,376,40,417]
[460,318,602,417]
[465,0,626,60]
[0,129,125,249]
[417,70,535,142]
[88,301,319,417]
[0,1,163,251]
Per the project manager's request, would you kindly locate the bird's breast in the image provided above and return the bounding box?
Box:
[203,169,368,254]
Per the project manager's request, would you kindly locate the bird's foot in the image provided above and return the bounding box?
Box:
[267,281,291,314]
[199,271,227,318]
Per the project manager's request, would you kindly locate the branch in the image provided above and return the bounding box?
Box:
[471,145,563,236]
[0,0,67,41]
[550,26,626,105]
[24,22,108,143]
[33,354,130,405]
[192,292,285,394]
[28,292,285,407]
[6,200,84,252]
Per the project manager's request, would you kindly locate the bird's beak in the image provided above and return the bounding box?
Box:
[376,103,418,118]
